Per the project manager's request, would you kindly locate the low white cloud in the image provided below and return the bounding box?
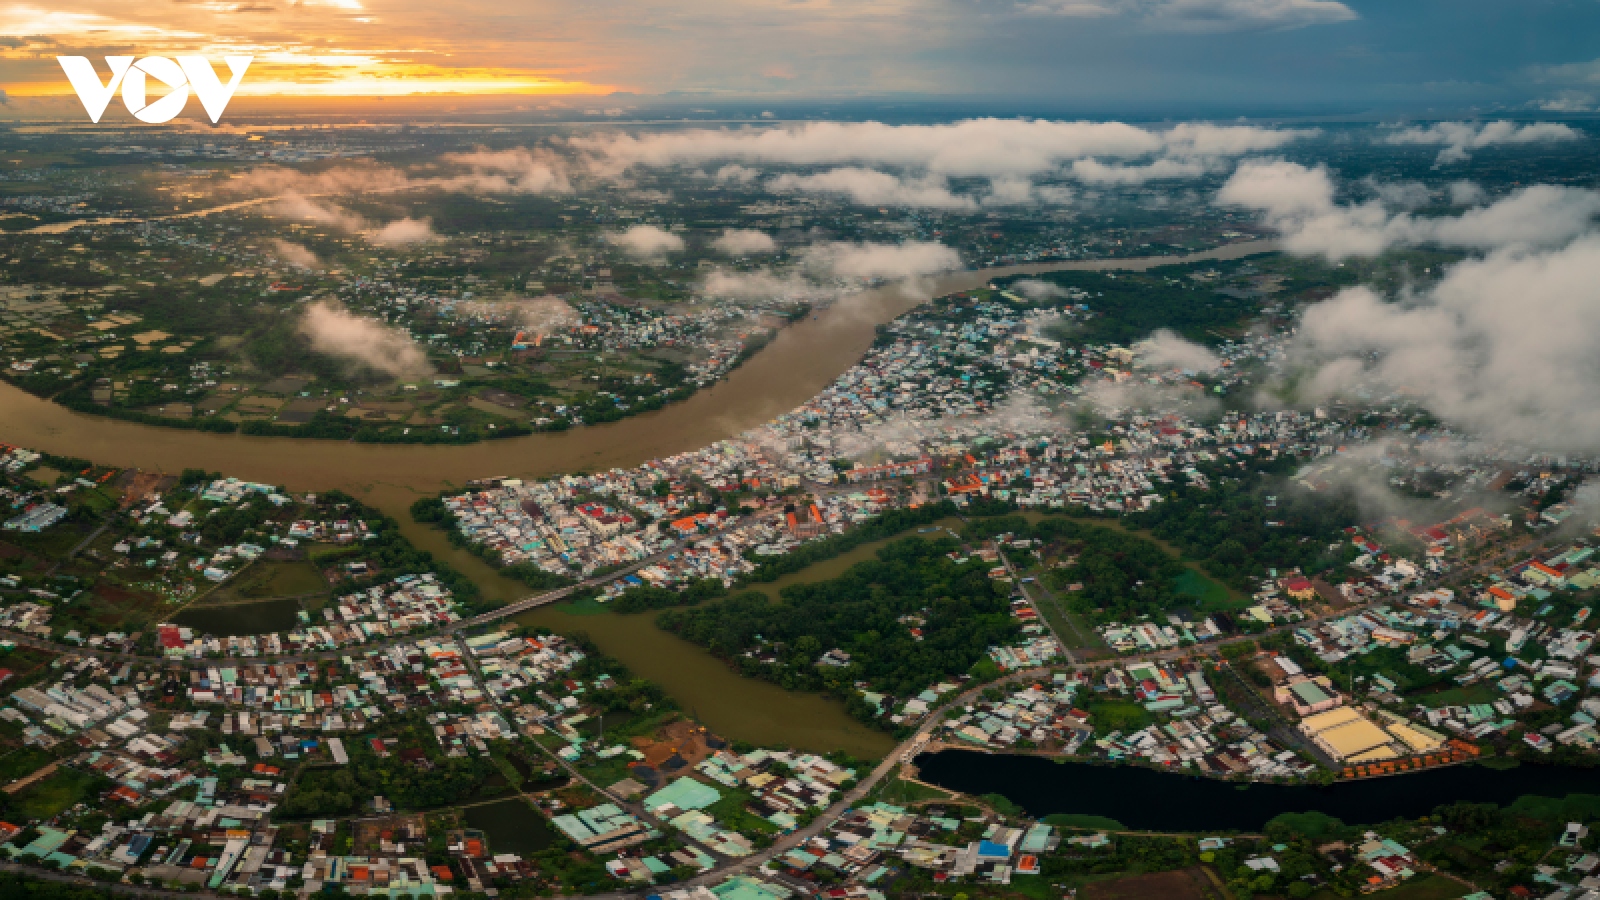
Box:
[714,164,761,184]
[1134,328,1221,373]
[1447,180,1486,207]
[1360,176,1432,210]
[271,194,436,247]
[435,148,571,193]
[1081,380,1220,419]
[609,224,685,260]
[574,119,1309,197]
[1383,120,1581,165]
[700,270,823,301]
[232,152,570,202]
[461,294,579,339]
[1217,160,1600,260]
[1069,157,1211,185]
[268,239,320,269]
[1288,235,1600,451]
[1025,0,1356,31]
[1011,278,1070,300]
[799,240,963,279]
[711,228,777,256]
[274,193,369,233]
[299,299,432,378]
[370,218,436,246]
[700,239,962,301]
[769,167,977,210]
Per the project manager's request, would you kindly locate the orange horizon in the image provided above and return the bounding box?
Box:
[3,63,621,99]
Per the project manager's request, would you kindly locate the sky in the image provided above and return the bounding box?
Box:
[4,0,1600,112]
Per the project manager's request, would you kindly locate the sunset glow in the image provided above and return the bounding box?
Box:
[0,2,621,101]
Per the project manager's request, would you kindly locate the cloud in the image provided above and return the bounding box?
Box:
[370,217,436,246]
[1217,160,1600,260]
[799,240,962,279]
[1534,92,1596,113]
[1383,120,1581,165]
[0,89,8,106]
[700,239,962,302]
[1133,328,1221,373]
[232,153,569,201]
[609,224,684,259]
[1080,379,1220,419]
[769,167,977,210]
[1287,235,1600,451]
[714,164,761,184]
[299,299,432,379]
[271,193,436,246]
[1447,180,1486,207]
[711,228,777,256]
[1069,157,1211,185]
[274,193,370,233]
[268,239,320,269]
[574,118,1308,183]
[700,270,826,302]
[461,294,579,338]
[1360,176,1432,210]
[1011,278,1069,300]
[1025,0,1356,31]
[1291,439,1513,527]
[231,163,415,197]
[434,147,572,193]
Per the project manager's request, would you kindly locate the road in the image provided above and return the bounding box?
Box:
[0,536,695,669]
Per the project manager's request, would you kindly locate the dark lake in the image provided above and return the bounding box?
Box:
[915,749,1600,832]
[462,798,558,856]
[171,597,301,637]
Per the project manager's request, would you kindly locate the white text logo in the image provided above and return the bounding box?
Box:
[57,56,252,124]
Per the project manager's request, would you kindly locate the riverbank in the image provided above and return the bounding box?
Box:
[0,242,1276,499]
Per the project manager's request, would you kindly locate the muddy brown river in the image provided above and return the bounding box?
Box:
[0,240,1273,756]
[0,240,1274,497]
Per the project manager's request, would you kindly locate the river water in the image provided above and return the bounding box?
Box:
[0,241,1275,498]
[0,240,1273,757]
[916,749,1600,831]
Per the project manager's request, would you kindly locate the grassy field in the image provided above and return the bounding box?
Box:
[706,788,778,834]
[11,767,103,820]
[1413,683,1500,709]
[0,747,56,783]
[1026,583,1108,655]
[1171,569,1239,610]
[1043,812,1127,830]
[215,560,328,601]
[1088,699,1153,734]
[875,775,953,805]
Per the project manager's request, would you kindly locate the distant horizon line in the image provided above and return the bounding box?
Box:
[3,92,1597,126]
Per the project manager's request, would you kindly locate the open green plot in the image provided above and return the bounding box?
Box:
[874,776,952,805]
[1030,590,1106,653]
[211,560,328,601]
[1414,682,1501,709]
[10,767,104,820]
[1087,699,1153,734]
[705,788,778,834]
[0,747,56,783]
[1171,568,1242,610]
[1043,812,1127,830]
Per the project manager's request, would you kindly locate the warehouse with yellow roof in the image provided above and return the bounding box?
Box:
[1298,707,1400,764]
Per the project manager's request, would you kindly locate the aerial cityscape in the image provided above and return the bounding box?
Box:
[5,3,1600,900]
